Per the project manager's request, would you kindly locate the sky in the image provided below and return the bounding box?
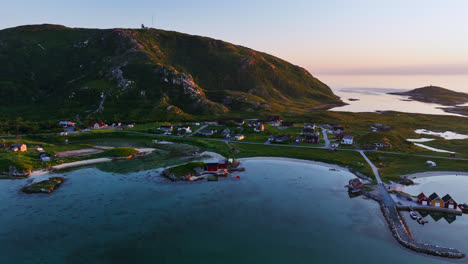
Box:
[1,0,468,76]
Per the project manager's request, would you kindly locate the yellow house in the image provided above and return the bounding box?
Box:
[428,192,444,207]
[9,144,27,152]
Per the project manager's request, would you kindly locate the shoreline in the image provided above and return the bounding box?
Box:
[402,171,468,180]
[237,157,348,171]
[30,158,112,177]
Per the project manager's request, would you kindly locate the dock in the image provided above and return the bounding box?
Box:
[359,151,465,259]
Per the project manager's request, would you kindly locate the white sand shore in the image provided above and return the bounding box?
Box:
[402,171,468,179]
[30,158,112,177]
[237,157,347,171]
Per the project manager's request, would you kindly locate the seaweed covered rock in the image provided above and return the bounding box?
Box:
[22,177,66,194]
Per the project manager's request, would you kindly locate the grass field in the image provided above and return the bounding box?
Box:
[365,152,468,182]
[231,143,374,179]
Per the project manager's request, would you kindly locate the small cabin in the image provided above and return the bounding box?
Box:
[218,160,228,169]
[428,192,444,207]
[442,194,458,209]
[206,163,218,172]
[417,193,430,206]
[341,135,354,145]
[9,144,27,152]
[254,124,264,132]
[349,178,364,190]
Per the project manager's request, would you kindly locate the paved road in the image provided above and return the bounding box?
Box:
[187,125,207,137]
[321,127,331,149]
[359,150,396,206]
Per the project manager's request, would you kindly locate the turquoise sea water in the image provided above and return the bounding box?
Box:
[0,160,457,263]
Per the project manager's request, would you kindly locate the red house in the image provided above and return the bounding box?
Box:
[348,178,364,189]
[218,160,228,169]
[417,193,430,206]
[206,163,218,172]
[442,194,458,209]
[91,122,106,128]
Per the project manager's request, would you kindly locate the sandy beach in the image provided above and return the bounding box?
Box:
[402,171,468,179]
[237,157,347,171]
[30,158,112,177]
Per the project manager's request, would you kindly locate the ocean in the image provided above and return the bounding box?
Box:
[0,160,458,263]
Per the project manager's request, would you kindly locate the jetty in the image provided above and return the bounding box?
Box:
[359,151,465,259]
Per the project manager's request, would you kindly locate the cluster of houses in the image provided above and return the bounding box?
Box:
[417,192,458,209]
[371,123,391,132]
[327,123,353,145]
[2,143,52,162]
[6,143,28,152]
[89,122,135,129]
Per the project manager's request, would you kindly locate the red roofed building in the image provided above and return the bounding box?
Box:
[348,178,364,190]
[91,122,106,129]
[218,160,228,169]
[442,194,458,209]
[417,193,430,206]
[206,163,218,172]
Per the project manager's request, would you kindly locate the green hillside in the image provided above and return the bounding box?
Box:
[0,24,342,123]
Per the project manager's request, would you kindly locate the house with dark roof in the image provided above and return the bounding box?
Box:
[254,124,264,132]
[349,178,364,190]
[218,160,228,169]
[442,194,458,209]
[200,129,217,136]
[342,134,354,145]
[220,128,231,137]
[280,121,294,127]
[233,119,244,126]
[303,135,319,144]
[59,121,76,127]
[301,127,315,135]
[206,163,219,172]
[428,192,444,207]
[417,193,430,206]
[268,116,281,122]
[158,125,173,132]
[274,135,290,143]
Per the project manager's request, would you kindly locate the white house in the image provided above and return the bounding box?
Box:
[341,135,353,145]
[178,126,191,133]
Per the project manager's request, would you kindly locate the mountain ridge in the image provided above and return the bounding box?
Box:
[0,24,343,122]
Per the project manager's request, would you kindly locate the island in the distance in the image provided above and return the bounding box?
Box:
[389,86,468,116]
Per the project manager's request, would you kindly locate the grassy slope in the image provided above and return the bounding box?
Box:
[0,24,341,123]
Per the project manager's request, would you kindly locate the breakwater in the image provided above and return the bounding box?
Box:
[372,183,465,259]
[380,204,464,259]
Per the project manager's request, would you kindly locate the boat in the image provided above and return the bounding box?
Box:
[410,211,418,220]
[417,217,424,225]
[459,203,468,214]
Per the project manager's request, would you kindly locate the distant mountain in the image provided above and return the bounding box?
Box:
[0,24,342,122]
[389,86,468,106]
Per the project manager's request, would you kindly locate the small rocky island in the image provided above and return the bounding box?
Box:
[22,177,66,194]
[162,160,244,182]
[389,86,468,116]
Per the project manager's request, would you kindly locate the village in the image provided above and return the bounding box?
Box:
[1,115,468,259]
